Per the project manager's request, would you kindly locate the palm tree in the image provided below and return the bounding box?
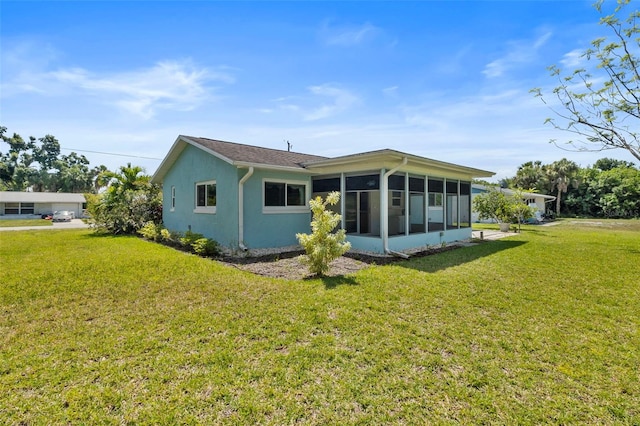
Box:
[513,161,548,192]
[101,163,150,195]
[546,158,580,216]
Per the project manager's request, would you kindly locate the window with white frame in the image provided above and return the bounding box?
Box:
[194,180,216,214]
[263,179,308,213]
[170,186,176,211]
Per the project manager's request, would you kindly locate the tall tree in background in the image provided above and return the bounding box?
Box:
[532,0,640,162]
[0,127,107,192]
[546,158,580,216]
[512,161,549,191]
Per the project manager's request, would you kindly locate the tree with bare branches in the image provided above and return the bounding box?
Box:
[532,0,640,162]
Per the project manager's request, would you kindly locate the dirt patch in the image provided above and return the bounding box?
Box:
[221,244,466,280]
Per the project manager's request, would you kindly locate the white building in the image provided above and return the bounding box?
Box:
[0,191,86,219]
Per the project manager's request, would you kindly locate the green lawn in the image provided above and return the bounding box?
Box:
[0,218,53,227]
[1,221,639,424]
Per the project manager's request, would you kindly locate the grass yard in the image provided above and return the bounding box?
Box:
[0,219,52,227]
[1,221,639,424]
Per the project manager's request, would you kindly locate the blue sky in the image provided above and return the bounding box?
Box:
[1,0,635,181]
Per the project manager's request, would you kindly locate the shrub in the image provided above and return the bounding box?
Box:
[179,230,205,249]
[192,238,220,257]
[296,191,351,276]
[138,222,163,241]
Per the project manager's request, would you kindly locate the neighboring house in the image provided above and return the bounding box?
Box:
[0,191,86,219]
[471,185,556,222]
[152,136,495,254]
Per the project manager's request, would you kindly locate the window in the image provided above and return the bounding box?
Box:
[20,203,34,214]
[4,202,19,215]
[428,193,443,207]
[194,181,216,214]
[171,186,176,211]
[428,178,445,232]
[409,176,425,234]
[446,180,459,229]
[263,180,308,213]
[459,182,471,228]
[345,174,381,236]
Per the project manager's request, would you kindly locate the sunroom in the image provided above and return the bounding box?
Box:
[303,150,493,254]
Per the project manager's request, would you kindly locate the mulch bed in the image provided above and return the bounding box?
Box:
[218,244,466,280]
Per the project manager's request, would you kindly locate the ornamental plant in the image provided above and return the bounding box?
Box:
[296,191,351,276]
[472,188,514,224]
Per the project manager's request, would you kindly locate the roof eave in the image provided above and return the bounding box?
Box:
[152,135,236,184]
[234,161,313,173]
[305,149,494,178]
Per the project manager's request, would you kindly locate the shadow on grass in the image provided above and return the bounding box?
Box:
[319,275,359,289]
[398,240,527,274]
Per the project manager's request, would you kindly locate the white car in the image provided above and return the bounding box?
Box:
[52,210,74,222]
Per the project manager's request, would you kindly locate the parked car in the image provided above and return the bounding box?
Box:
[52,211,74,222]
[41,213,53,220]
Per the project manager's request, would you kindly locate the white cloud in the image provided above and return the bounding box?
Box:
[50,61,230,119]
[319,21,380,47]
[1,43,233,119]
[383,86,399,97]
[304,84,359,121]
[483,30,553,78]
[560,49,586,68]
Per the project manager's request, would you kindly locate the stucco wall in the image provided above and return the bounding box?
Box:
[161,144,239,247]
[241,169,312,249]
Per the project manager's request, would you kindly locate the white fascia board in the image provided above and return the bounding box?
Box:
[233,161,316,174]
[305,150,494,178]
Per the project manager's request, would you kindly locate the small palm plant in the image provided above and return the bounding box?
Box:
[296,191,351,276]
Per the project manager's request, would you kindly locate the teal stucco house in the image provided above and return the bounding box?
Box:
[152,135,494,255]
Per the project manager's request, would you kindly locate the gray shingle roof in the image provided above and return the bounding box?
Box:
[184,136,328,168]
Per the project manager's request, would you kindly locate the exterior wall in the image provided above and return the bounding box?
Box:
[0,202,83,218]
[160,145,314,250]
[241,169,312,249]
[161,144,239,247]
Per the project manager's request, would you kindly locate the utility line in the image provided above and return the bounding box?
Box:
[60,147,163,161]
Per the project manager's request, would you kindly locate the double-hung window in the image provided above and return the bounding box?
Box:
[194,180,216,214]
[263,179,308,213]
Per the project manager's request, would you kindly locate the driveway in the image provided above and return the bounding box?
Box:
[0,219,89,232]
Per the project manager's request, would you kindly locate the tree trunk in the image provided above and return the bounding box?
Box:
[556,187,562,216]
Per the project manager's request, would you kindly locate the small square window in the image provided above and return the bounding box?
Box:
[194,181,216,213]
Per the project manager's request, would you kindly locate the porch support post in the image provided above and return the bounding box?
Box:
[340,172,345,230]
[382,157,408,255]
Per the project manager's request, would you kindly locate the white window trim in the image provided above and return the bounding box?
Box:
[262,178,310,214]
[194,180,217,214]
[170,186,176,212]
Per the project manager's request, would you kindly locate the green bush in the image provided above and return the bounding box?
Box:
[296,191,351,276]
[192,238,220,257]
[179,230,204,248]
[138,222,164,241]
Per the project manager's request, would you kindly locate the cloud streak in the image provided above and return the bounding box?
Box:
[319,21,380,47]
[2,45,232,119]
[304,84,359,121]
[483,30,552,78]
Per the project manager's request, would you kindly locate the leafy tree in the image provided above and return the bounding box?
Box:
[546,158,580,216]
[296,191,351,276]
[532,0,640,162]
[87,163,162,235]
[593,157,636,171]
[473,187,514,225]
[512,161,549,191]
[0,127,107,192]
